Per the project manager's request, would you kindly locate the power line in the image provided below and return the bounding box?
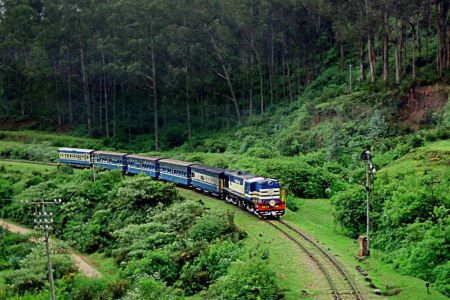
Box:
[22,198,62,300]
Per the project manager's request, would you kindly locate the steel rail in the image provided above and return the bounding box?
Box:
[276,220,363,300]
[265,220,341,299]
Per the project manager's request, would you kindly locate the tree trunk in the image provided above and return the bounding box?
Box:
[67,68,73,124]
[256,54,264,115]
[269,9,274,106]
[417,17,421,56]
[99,76,103,134]
[366,0,375,82]
[79,44,92,136]
[249,81,253,120]
[447,25,450,68]
[340,42,344,71]
[382,9,389,81]
[151,47,159,151]
[402,25,407,75]
[186,71,191,141]
[212,37,241,124]
[282,54,287,99]
[286,59,293,103]
[221,63,241,124]
[426,0,430,56]
[412,22,417,80]
[113,79,117,137]
[101,52,110,138]
[359,42,365,81]
[226,100,230,131]
[368,35,375,82]
[54,74,62,132]
[435,0,442,75]
[395,37,401,84]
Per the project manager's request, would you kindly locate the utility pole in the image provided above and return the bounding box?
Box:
[22,198,62,300]
[360,150,375,257]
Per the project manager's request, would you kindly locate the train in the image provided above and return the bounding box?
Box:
[58,147,286,217]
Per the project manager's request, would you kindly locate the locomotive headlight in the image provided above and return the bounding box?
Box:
[269,200,276,207]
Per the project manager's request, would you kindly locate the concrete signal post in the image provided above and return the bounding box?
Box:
[360,150,375,257]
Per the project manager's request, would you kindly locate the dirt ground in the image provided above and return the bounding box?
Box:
[0,219,102,278]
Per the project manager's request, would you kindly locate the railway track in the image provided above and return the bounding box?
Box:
[0,158,57,166]
[265,219,363,300]
[2,158,364,299]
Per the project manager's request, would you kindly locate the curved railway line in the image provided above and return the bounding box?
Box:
[1,158,364,299]
[265,219,363,300]
[0,158,58,166]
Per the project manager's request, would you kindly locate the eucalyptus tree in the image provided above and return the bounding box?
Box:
[118,0,170,150]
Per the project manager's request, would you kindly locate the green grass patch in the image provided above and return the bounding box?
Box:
[88,252,119,279]
[378,139,450,177]
[179,188,329,299]
[285,198,448,299]
[0,130,102,149]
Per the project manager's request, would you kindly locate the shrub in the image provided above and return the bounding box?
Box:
[285,195,300,212]
[124,276,183,300]
[176,240,242,295]
[331,185,366,238]
[207,257,284,300]
[188,211,240,242]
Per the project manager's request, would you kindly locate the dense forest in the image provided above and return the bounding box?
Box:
[0,0,449,148]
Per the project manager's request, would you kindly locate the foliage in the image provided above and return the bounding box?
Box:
[1,236,76,296]
[0,167,250,298]
[123,276,183,300]
[176,240,242,294]
[207,257,284,300]
[331,185,366,238]
[188,210,241,242]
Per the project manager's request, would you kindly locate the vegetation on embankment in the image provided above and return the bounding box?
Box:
[0,162,285,299]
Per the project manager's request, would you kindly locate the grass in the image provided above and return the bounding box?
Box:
[378,139,450,177]
[423,139,450,151]
[0,160,55,172]
[179,188,335,300]
[284,198,448,300]
[0,130,102,149]
[88,252,119,279]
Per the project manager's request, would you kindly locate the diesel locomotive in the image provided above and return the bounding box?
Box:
[58,147,286,217]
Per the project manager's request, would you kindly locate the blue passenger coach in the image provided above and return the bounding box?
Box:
[93,151,128,172]
[159,159,195,186]
[126,155,163,178]
[58,148,94,167]
[190,164,225,194]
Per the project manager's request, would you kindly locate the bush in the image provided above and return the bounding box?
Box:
[188,211,240,242]
[124,276,183,300]
[70,276,128,300]
[176,240,242,295]
[207,257,284,300]
[331,185,366,238]
[285,195,300,212]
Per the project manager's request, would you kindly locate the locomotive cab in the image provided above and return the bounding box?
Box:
[246,178,285,217]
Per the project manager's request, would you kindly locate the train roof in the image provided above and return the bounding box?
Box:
[93,150,128,156]
[159,159,196,167]
[191,164,226,174]
[58,147,95,153]
[246,177,269,183]
[224,170,257,179]
[126,154,164,161]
